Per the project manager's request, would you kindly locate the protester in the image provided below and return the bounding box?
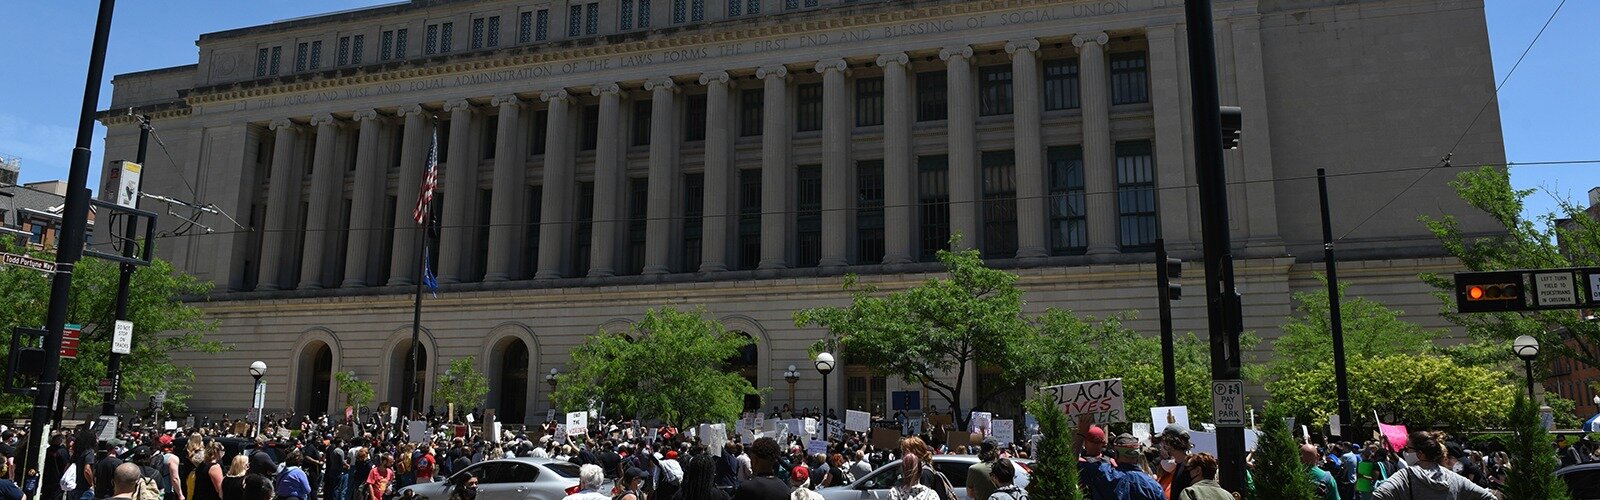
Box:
[673,454,729,500]
[732,438,788,500]
[1178,453,1235,500]
[110,463,143,500]
[786,467,822,500]
[898,438,952,500]
[985,459,1026,500]
[617,467,648,500]
[564,465,613,500]
[1300,444,1341,500]
[1156,425,1195,500]
[365,454,394,500]
[965,439,1000,500]
[273,451,311,500]
[886,455,937,500]
[1371,432,1497,500]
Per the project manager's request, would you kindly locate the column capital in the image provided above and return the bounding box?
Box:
[1146,24,1178,40]
[1005,39,1041,56]
[591,82,622,96]
[698,70,731,86]
[491,94,524,107]
[939,45,973,61]
[396,104,427,117]
[352,109,381,121]
[875,53,909,67]
[540,89,573,103]
[1072,32,1109,50]
[268,118,297,131]
[756,64,788,80]
[814,58,848,74]
[309,113,337,126]
[442,98,473,112]
[644,77,678,92]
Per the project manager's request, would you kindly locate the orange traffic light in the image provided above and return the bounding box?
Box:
[1465,283,1518,301]
[1468,286,1484,300]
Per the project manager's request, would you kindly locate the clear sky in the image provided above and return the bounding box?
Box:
[1,0,1594,224]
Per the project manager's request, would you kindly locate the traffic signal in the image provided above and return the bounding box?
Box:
[1220,106,1242,150]
[1165,257,1183,300]
[1465,283,1518,302]
[1455,271,1527,313]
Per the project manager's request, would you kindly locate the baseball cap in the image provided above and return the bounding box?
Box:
[1084,425,1107,444]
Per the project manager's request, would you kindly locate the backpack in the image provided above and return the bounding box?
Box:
[133,476,164,500]
[989,486,1028,500]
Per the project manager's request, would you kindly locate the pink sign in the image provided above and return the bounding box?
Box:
[1377,422,1408,452]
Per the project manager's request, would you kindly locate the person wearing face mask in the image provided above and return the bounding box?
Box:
[447,474,477,500]
[1371,432,1497,500]
[1155,425,1195,499]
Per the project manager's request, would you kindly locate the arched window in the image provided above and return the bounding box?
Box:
[726,331,758,387]
[296,342,333,416]
[390,342,430,413]
[497,339,530,423]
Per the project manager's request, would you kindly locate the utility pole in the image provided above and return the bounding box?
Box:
[1317,168,1353,440]
[101,116,152,417]
[1184,0,1247,491]
[22,1,117,498]
[1156,238,1180,407]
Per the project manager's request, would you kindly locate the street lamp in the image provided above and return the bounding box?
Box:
[815,352,835,440]
[546,368,559,404]
[248,361,266,438]
[784,365,800,415]
[1513,335,1540,400]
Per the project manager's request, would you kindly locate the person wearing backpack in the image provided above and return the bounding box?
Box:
[984,459,1026,500]
[273,451,311,500]
[153,440,183,500]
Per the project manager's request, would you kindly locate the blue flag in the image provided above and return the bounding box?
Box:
[422,246,439,298]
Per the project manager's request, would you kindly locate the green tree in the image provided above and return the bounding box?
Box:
[437,357,490,416]
[1022,397,1085,500]
[1503,394,1571,500]
[1421,166,1600,371]
[1248,406,1318,500]
[1271,278,1438,379]
[1266,354,1516,430]
[335,371,375,411]
[554,306,758,426]
[0,240,221,415]
[795,247,1031,427]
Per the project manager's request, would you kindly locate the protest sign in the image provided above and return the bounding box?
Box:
[780,419,804,438]
[804,418,817,438]
[969,411,993,435]
[1243,429,1264,451]
[1039,378,1125,424]
[946,431,973,450]
[928,413,952,428]
[906,417,923,437]
[1377,422,1409,452]
[567,412,588,435]
[1191,431,1217,455]
[807,440,829,456]
[1149,406,1190,431]
[1131,423,1151,443]
[845,410,871,432]
[408,421,429,443]
[705,423,728,452]
[164,421,178,431]
[871,428,901,449]
[991,419,1014,446]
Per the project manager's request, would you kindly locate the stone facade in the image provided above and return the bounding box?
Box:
[98,0,1506,421]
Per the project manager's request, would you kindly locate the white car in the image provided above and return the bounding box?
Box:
[400,457,586,500]
[817,455,1032,500]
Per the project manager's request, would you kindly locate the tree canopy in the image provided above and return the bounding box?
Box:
[437,357,490,416]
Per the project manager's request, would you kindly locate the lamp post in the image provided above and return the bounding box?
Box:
[815,352,835,440]
[1513,335,1540,401]
[546,368,559,405]
[784,365,800,414]
[249,361,266,438]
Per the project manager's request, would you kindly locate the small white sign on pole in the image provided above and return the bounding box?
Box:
[111,320,134,355]
[1211,380,1246,427]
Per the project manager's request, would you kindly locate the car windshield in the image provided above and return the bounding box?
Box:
[1561,467,1600,499]
[546,462,583,479]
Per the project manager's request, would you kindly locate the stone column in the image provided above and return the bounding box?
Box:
[940,45,978,251]
[298,113,342,290]
[877,53,914,265]
[256,119,301,291]
[485,94,527,281]
[1007,39,1048,259]
[757,64,790,270]
[643,77,680,274]
[342,109,384,287]
[1075,31,1118,255]
[698,71,732,272]
[387,105,432,286]
[817,58,851,268]
[1148,25,1195,251]
[437,98,476,283]
[535,89,575,279]
[587,83,624,277]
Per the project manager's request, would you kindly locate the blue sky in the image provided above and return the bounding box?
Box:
[1,0,1595,224]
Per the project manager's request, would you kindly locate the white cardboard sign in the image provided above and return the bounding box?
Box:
[844,410,871,432]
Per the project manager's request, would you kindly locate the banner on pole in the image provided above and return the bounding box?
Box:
[1039,378,1125,424]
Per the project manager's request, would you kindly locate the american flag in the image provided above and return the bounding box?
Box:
[412,132,439,225]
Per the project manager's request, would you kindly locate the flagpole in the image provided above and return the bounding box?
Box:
[403,120,440,424]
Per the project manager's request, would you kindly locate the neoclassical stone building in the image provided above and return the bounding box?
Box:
[100,0,1505,421]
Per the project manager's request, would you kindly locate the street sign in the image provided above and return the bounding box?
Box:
[112,161,142,209]
[1534,272,1578,307]
[111,320,133,355]
[1,252,56,274]
[97,378,113,395]
[1211,379,1246,427]
[60,325,81,359]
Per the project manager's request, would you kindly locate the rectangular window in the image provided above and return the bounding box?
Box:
[487,15,500,47]
[727,0,740,17]
[426,24,439,55]
[519,11,534,43]
[441,22,454,52]
[740,88,763,137]
[685,94,707,141]
[338,36,351,66]
[474,189,493,280]
[978,65,1013,116]
[256,48,269,77]
[581,105,600,150]
[805,0,817,6]
[638,0,651,28]
[1047,146,1086,255]
[351,35,364,64]
[620,0,634,30]
[632,100,652,147]
[472,18,486,49]
[981,150,1017,258]
[437,119,452,163]
[855,77,884,127]
[1043,58,1080,110]
[673,0,687,23]
[1115,140,1157,249]
[573,182,594,276]
[535,9,550,40]
[785,0,798,10]
[627,178,649,274]
[525,185,543,275]
[569,5,582,37]
[918,155,950,261]
[917,71,947,121]
[309,40,322,70]
[530,110,548,155]
[737,169,761,270]
[746,0,760,14]
[482,115,498,160]
[796,83,823,132]
[270,46,281,75]
[692,0,704,21]
[585,3,599,35]
[795,165,822,268]
[395,28,408,58]
[1110,51,1149,105]
[295,42,308,72]
[683,173,704,271]
[856,160,885,264]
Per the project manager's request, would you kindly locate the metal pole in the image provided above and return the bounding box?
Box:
[1524,359,1536,401]
[254,377,264,437]
[101,117,151,417]
[1317,169,1353,440]
[822,376,829,441]
[404,209,428,420]
[23,2,116,498]
[1183,0,1246,490]
[1156,238,1177,407]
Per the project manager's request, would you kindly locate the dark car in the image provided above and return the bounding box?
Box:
[1557,462,1600,500]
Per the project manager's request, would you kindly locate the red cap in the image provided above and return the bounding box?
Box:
[1085,425,1107,444]
[790,466,810,484]
[665,450,678,460]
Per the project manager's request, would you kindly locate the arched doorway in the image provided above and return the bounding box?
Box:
[726,331,758,388]
[295,342,334,416]
[497,339,530,424]
[389,342,430,414]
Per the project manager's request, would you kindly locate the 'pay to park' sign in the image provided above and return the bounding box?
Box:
[1039,378,1125,424]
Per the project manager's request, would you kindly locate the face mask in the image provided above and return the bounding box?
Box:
[1161,459,1177,473]
[1403,452,1418,464]
[1451,462,1463,472]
